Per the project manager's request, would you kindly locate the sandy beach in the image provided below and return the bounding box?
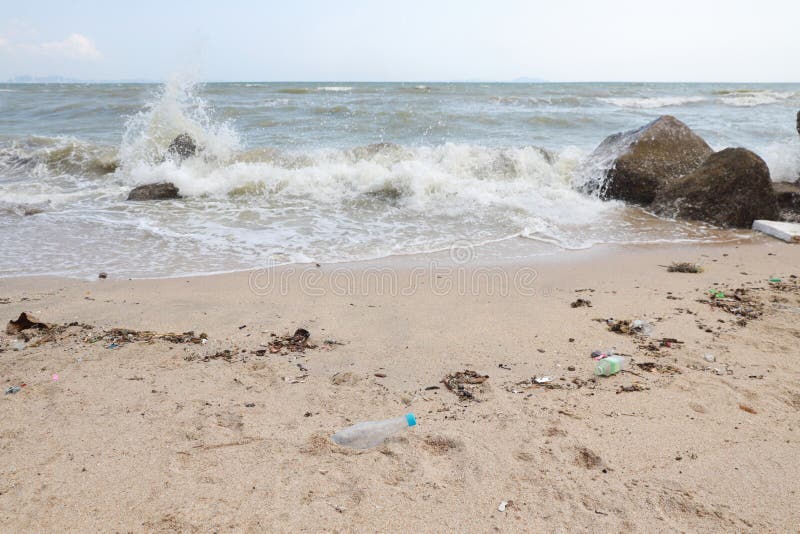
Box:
[1,238,799,531]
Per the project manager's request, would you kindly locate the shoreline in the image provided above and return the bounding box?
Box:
[0,228,761,284]
[2,239,799,530]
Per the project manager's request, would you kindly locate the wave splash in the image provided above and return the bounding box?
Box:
[119,75,240,172]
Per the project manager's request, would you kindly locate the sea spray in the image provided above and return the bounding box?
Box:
[118,75,240,178]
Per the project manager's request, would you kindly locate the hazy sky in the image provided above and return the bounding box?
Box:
[1,0,798,82]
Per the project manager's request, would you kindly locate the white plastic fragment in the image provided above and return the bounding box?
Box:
[703,354,715,363]
[752,220,800,243]
[498,501,508,512]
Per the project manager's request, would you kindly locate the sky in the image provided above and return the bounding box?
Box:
[1,0,798,82]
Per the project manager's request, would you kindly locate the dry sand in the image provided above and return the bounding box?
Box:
[1,239,799,532]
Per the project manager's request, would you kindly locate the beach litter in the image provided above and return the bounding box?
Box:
[498,500,512,512]
[699,288,763,321]
[269,328,316,354]
[607,319,651,336]
[4,385,23,394]
[591,349,615,360]
[202,349,234,362]
[738,404,757,414]
[571,298,592,308]
[658,337,683,347]
[331,413,417,450]
[442,370,488,400]
[635,362,681,374]
[88,328,208,346]
[667,262,703,273]
[506,375,582,392]
[752,219,800,243]
[703,354,716,363]
[617,383,648,393]
[283,374,309,384]
[594,355,627,376]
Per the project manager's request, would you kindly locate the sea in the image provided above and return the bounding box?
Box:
[1,80,799,278]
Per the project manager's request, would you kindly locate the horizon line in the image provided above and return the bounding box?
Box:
[4,79,800,85]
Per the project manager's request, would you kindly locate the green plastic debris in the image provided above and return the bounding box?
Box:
[709,289,725,298]
[769,278,781,283]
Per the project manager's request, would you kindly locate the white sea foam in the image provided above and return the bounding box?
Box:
[316,86,352,92]
[717,90,798,107]
[761,141,800,182]
[600,96,707,108]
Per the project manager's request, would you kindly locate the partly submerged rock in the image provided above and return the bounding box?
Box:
[127,182,181,201]
[653,148,779,228]
[587,116,712,204]
[773,181,800,222]
[167,133,197,161]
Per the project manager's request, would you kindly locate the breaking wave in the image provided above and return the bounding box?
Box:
[600,96,708,108]
[316,86,352,92]
[717,89,799,107]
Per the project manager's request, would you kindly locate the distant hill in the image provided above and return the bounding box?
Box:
[5,75,155,83]
[7,75,84,83]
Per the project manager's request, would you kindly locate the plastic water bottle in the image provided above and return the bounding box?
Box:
[331,413,417,449]
[594,355,627,376]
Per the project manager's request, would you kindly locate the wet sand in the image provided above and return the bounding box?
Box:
[1,239,799,531]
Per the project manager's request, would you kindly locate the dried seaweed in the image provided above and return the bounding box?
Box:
[442,370,488,400]
[268,328,316,354]
[667,262,703,273]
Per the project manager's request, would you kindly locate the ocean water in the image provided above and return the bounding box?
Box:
[1,80,798,278]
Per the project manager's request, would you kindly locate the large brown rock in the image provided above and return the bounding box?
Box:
[589,116,713,204]
[127,182,181,201]
[796,110,799,137]
[653,148,779,228]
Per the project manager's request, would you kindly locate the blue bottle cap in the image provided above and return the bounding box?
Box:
[405,413,417,427]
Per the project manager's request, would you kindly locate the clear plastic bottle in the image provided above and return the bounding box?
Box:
[594,355,627,376]
[331,413,417,449]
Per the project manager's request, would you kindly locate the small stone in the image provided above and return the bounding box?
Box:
[703,354,715,363]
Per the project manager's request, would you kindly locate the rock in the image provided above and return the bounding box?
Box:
[653,148,779,228]
[588,116,713,204]
[796,110,800,137]
[773,181,800,222]
[127,182,181,201]
[167,133,197,161]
